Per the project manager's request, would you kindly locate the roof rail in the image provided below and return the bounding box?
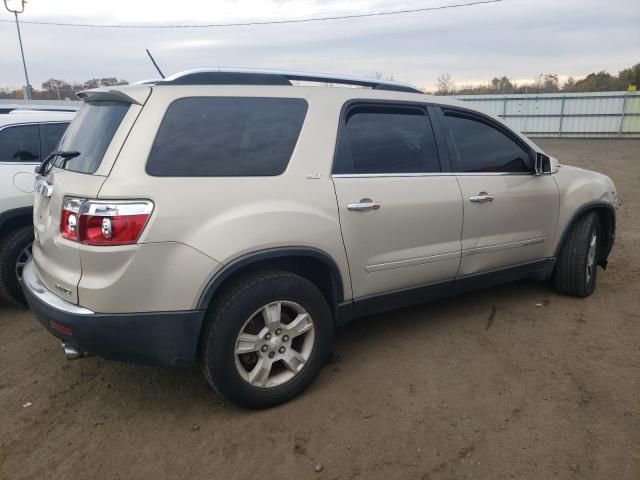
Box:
[158,68,423,94]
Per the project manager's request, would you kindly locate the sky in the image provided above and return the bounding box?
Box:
[0,0,639,91]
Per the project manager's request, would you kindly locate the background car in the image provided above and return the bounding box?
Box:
[0,108,75,304]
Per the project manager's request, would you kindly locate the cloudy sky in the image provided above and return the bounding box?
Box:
[0,0,638,91]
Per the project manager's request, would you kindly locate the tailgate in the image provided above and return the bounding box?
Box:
[33,171,106,304]
[31,89,150,304]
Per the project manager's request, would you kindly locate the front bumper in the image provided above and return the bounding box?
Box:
[22,260,206,367]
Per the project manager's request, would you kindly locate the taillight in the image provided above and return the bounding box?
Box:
[61,197,85,241]
[60,197,153,246]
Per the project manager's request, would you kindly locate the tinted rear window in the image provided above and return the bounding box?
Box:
[334,105,440,174]
[56,101,130,174]
[147,97,308,177]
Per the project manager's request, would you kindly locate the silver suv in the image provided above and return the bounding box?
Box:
[23,69,617,408]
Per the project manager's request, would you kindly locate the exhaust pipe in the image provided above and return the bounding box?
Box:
[61,342,91,360]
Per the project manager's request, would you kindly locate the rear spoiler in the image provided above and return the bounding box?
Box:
[76,86,151,106]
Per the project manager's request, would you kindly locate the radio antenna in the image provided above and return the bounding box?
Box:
[145,49,165,79]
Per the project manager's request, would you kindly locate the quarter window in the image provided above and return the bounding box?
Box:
[147,97,308,177]
[334,105,440,174]
[444,112,532,173]
[0,124,40,162]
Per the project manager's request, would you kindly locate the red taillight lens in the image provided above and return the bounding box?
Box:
[60,198,153,246]
[78,213,151,245]
[60,197,84,241]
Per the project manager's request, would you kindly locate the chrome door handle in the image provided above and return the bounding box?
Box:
[469,192,494,203]
[347,201,381,212]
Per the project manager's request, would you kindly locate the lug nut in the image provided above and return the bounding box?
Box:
[278,347,286,354]
[265,333,272,340]
[268,351,275,359]
[261,345,268,352]
[275,328,283,335]
[282,335,289,342]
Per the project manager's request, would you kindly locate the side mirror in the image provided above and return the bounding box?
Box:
[534,153,552,175]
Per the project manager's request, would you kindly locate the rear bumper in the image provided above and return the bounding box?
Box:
[22,260,205,367]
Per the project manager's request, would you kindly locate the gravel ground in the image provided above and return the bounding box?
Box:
[1,139,638,480]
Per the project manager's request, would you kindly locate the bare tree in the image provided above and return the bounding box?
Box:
[372,72,395,81]
[436,73,453,95]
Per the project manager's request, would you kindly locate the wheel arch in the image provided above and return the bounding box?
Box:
[196,247,346,316]
[0,207,33,235]
[554,201,616,268]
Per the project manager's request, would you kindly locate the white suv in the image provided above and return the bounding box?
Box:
[22,69,617,408]
[0,108,73,304]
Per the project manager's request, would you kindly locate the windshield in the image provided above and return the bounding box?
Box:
[55,100,130,174]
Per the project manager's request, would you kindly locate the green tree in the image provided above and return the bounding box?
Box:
[618,63,640,89]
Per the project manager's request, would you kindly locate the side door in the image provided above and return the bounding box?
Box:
[438,107,559,277]
[331,102,463,312]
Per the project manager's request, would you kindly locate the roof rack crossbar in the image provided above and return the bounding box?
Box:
[159,68,422,94]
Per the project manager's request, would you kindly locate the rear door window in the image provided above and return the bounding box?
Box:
[56,101,130,174]
[0,124,40,162]
[39,122,69,158]
[147,97,308,177]
[333,105,440,174]
[443,110,532,173]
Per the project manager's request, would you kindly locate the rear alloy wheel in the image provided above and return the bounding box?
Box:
[554,211,600,297]
[0,225,34,305]
[202,271,333,408]
[235,301,315,388]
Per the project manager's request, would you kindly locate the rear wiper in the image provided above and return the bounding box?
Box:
[35,150,80,175]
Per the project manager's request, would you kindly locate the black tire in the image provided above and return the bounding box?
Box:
[0,225,34,306]
[554,212,600,298]
[201,270,333,409]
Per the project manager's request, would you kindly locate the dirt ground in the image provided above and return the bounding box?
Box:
[1,139,639,480]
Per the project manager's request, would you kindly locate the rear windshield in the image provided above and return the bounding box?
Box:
[146,97,308,177]
[55,101,130,174]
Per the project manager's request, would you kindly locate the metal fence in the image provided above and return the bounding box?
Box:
[455,91,640,138]
[4,92,640,138]
[0,99,81,112]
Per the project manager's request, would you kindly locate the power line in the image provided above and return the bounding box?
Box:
[0,0,502,29]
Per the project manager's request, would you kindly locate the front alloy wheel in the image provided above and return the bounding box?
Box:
[585,230,597,284]
[554,211,601,297]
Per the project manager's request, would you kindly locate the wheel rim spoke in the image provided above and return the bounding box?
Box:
[282,350,306,374]
[248,357,272,387]
[235,333,259,355]
[262,302,282,326]
[285,313,312,338]
[586,231,597,282]
[15,242,33,281]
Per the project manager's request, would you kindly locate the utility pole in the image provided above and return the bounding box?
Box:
[4,0,32,100]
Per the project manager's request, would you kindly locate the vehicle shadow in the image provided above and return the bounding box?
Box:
[78,278,556,409]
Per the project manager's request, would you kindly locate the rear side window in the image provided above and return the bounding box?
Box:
[39,122,68,158]
[444,111,532,173]
[56,101,130,174]
[147,97,308,177]
[0,124,40,162]
[333,105,440,174]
